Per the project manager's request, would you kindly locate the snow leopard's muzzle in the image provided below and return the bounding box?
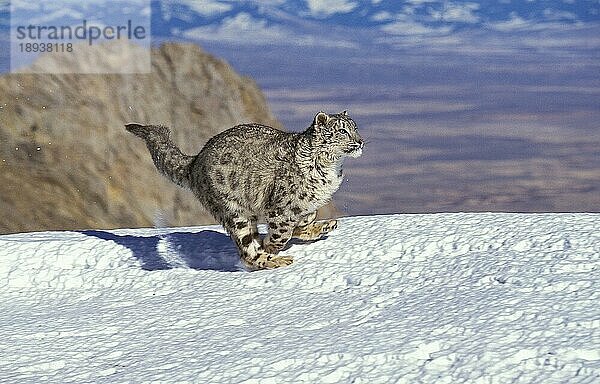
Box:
[345,140,364,158]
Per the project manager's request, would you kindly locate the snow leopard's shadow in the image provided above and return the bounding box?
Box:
[283,237,329,250]
[80,230,243,272]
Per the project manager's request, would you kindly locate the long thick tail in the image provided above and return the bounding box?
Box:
[125,123,195,189]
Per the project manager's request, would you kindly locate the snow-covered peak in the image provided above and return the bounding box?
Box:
[154,0,599,46]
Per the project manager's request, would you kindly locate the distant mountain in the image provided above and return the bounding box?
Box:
[5,1,598,50]
[0,42,283,233]
[153,0,599,48]
[2,1,597,73]
[1,1,598,226]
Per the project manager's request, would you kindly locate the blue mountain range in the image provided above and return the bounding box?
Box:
[152,0,599,47]
[3,1,599,49]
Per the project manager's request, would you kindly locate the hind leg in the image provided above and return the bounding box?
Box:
[263,213,298,255]
[227,216,293,270]
[292,212,338,241]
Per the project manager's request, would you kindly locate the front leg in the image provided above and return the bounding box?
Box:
[292,212,338,241]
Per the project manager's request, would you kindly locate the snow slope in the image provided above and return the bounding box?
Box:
[1,213,599,383]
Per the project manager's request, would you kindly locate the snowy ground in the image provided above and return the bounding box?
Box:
[1,213,599,383]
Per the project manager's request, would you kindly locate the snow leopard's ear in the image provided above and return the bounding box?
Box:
[313,111,330,128]
[341,110,348,116]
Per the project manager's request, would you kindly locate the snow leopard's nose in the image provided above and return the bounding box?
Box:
[357,140,364,149]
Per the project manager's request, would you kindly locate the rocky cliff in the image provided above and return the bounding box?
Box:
[0,43,283,233]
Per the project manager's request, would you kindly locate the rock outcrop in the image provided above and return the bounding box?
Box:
[0,42,282,233]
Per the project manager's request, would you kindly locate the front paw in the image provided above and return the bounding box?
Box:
[242,252,293,270]
[293,219,338,241]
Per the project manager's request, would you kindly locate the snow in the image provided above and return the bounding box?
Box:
[1,213,599,383]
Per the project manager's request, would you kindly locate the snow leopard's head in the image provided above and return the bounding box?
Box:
[311,111,363,158]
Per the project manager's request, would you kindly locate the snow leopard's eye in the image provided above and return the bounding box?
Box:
[339,128,350,136]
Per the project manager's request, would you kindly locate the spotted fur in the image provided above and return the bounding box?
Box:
[125,111,363,270]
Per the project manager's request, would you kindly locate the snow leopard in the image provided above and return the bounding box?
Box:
[125,111,363,270]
